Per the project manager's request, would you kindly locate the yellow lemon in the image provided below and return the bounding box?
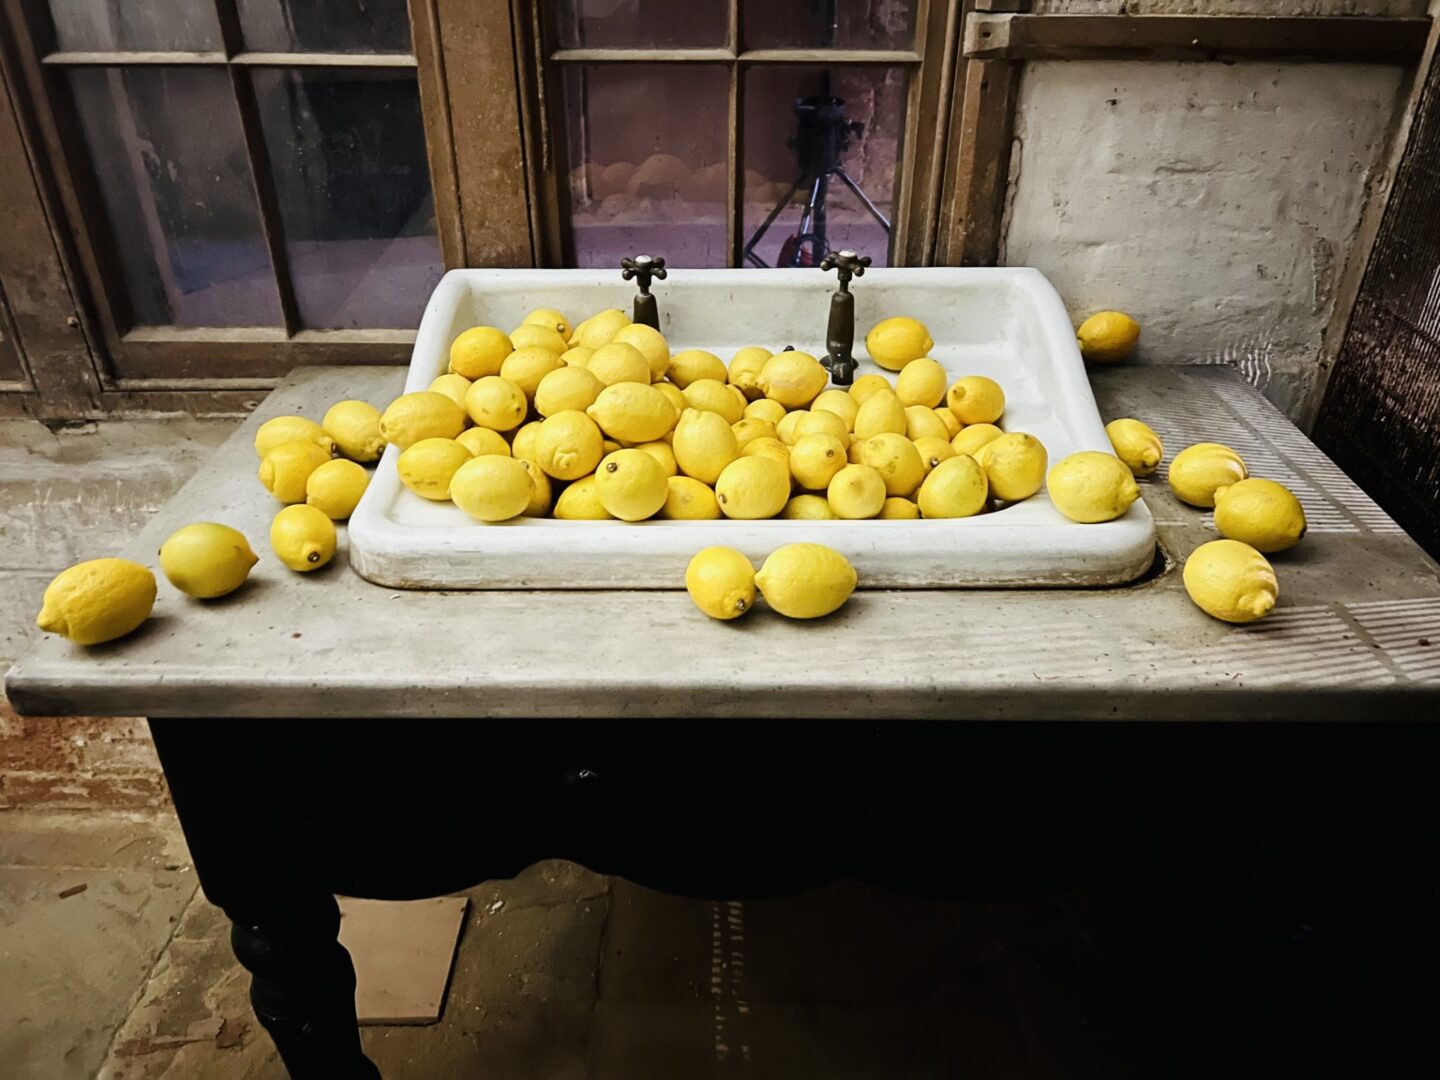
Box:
[791,410,849,443]
[561,345,594,368]
[450,455,534,522]
[654,381,688,416]
[269,504,337,573]
[912,437,956,477]
[516,459,552,516]
[854,388,908,440]
[259,440,332,504]
[1047,451,1140,523]
[1183,539,1278,623]
[933,407,962,438]
[849,373,892,404]
[1213,478,1307,553]
[321,401,383,463]
[895,357,947,408]
[554,476,613,520]
[1169,443,1248,508]
[861,432,926,497]
[1077,310,1140,365]
[827,463,886,519]
[510,420,543,462]
[508,322,569,355]
[158,523,257,599]
[904,405,951,442]
[683,378,745,424]
[428,373,473,410]
[685,546,756,620]
[635,440,678,476]
[742,437,790,472]
[782,494,836,520]
[775,410,807,446]
[662,476,721,520]
[865,316,933,372]
[715,456,790,519]
[305,458,370,519]
[755,543,857,619]
[586,382,678,443]
[758,350,828,408]
[732,417,777,450]
[397,438,471,501]
[521,307,572,338]
[500,346,563,399]
[879,497,920,520]
[533,410,604,480]
[449,326,512,379]
[586,341,651,387]
[457,427,509,457]
[673,408,739,485]
[594,448,669,521]
[951,423,1002,457]
[534,365,603,417]
[812,388,859,431]
[36,558,156,644]
[977,432,1047,502]
[946,376,1005,425]
[790,433,848,491]
[380,392,466,448]
[667,349,727,389]
[464,376,528,432]
[255,415,334,459]
[744,397,786,425]
[847,436,865,464]
[917,454,988,519]
[1106,418,1165,476]
[612,323,670,381]
[728,346,772,399]
[573,308,630,350]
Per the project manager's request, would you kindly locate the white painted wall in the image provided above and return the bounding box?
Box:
[1002,61,1408,418]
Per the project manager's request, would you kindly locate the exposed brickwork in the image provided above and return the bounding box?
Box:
[0,703,168,811]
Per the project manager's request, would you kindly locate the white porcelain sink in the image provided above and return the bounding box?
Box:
[348,267,1155,589]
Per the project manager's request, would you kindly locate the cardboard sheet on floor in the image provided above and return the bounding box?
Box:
[338,896,468,1025]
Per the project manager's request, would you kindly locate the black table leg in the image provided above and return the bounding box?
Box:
[150,718,380,1080]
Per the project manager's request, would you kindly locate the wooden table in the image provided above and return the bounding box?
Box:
[8,365,1439,1078]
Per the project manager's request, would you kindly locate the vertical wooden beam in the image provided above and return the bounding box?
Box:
[726,0,741,268]
[904,0,965,266]
[410,0,466,268]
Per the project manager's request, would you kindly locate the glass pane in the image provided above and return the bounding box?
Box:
[743,0,917,51]
[253,68,443,329]
[66,67,279,327]
[553,0,727,49]
[237,0,412,54]
[48,0,222,51]
[562,64,728,269]
[742,66,903,268]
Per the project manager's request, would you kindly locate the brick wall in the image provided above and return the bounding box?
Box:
[0,706,168,809]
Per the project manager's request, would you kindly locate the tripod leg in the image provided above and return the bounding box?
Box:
[789,175,828,267]
[743,177,805,268]
[836,169,891,232]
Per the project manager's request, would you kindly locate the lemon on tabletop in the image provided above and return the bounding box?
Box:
[758,350,828,408]
[879,497,920,520]
[521,306,572,338]
[861,432,926,498]
[1212,478,1307,553]
[782,494,836,520]
[255,415,334,459]
[1168,442,1247,508]
[1105,418,1164,476]
[727,346,773,399]
[464,377,528,433]
[1183,539,1278,623]
[449,326,512,379]
[951,423,1002,457]
[895,358,947,408]
[397,438,471,501]
[380,391,466,448]
[827,463,887,519]
[865,316,933,372]
[305,458,370,519]
[1047,451,1140,523]
[270,504,337,573]
[1076,310,1140,365]
[451,455,535,522]
[594,448,669,521]
[916,454,988,519]
[612,323,671,381]
[427,373,473,411]
[946,376,1005,425]
[500,346,564,398]
[685,546,757,621]
[662,476,721,520]
[36,558,156,645]
[508,322,569,356]
[534,365,604,417]
[259,440,332,504]
[849,373,892,404]
[667,348,728,389]
[158,523,258,599]
[715,456,790,519]
[533,410,605,481]
[321,401,384,463]
[755,543,857,619]
[673,408,739,485]
[976,432,1047,502]
[554,476,613,520]
[587,382,679,443]
[854,388,908,440]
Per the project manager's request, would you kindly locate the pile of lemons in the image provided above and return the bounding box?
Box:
[1105,417,1307,624]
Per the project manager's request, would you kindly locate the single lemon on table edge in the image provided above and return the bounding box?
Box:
[270,504,337,573]
[686,546,757,620]
[1213,478,1307,553]
[755,543,857,619]
[305,457,370,519]
[1105,418,1164,476]
[1183,538,1278,623]
[255,415,334,460]
[1077,310,1140,365]
[1168,442,1248,508]
[37,558,156,645]
[259,440,332,504]
[321,401,383,463]
[159,523,258,599]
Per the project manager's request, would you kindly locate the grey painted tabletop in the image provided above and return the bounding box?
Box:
[6,365,1438,721]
